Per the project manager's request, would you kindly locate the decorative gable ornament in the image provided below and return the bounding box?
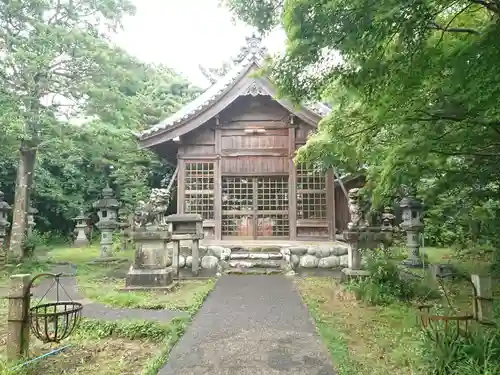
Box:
[242,81,268,97]
[234,33,268,63]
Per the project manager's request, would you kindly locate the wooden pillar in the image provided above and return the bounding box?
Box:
[214,122,222,240]
[288,120,297,240]
[177,159,185,214]
[7,274,31,361]
[326,170,335,241]
[471,274,493,323]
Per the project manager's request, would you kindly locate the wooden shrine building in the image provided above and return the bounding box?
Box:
[137,35,363,241]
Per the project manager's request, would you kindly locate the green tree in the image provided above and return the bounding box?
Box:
[224,0,500,249]
[0,0,136,258]
[0,55,200,243]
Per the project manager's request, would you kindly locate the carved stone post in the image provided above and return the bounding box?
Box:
[344,229,361,270]
[400,193,424,268]
[0,191,11,264]
[93,186,120,258]
[73,209,89,247]
[7,274,31,361]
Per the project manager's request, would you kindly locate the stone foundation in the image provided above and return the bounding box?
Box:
[166,243,350,277]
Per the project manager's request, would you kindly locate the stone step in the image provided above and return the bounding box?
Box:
[228,259,284,269]
[226,268,283,275]
[229,252,283,261]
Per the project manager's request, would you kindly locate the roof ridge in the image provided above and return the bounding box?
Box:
[138,34,330,140]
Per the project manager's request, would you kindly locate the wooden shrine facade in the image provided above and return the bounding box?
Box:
[137,35,363,241]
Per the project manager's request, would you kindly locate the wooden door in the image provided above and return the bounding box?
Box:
[221,176,289,239]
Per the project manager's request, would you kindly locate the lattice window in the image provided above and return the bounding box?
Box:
[221,177,253,237]
[221,176,289,237]
[257,177,288,211]
[296,164,327,220]
[222,214,254,237]
[257,213,289,237]
[296,192,327,219]
[184,162,214,220]
[222,177,253,211]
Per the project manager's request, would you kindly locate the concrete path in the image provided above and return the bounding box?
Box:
[159,275,336,375]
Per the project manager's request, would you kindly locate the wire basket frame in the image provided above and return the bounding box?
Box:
[26,273,83,343]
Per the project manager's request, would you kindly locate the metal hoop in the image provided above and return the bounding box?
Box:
[25,273,83,343]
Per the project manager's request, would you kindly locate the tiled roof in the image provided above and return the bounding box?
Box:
[138,35,331,140]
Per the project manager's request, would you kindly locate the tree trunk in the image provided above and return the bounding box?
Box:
[9,144,37,261]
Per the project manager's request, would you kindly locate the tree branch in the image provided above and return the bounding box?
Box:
[469,0,500,15]
[428,21,480,35]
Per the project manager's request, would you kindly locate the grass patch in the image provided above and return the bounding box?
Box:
[76,263,215,312]
[0,243,215,374]
[44,244,215,312]
[46,245,132,265]
[296,277,425,375]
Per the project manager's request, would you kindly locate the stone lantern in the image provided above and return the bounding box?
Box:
[27,204,38,236]
[73,209,89,247]
[0,191,11,261]
[400,194,424,267]
[93,186,120,258]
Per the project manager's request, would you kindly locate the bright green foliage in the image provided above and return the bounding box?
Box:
[0,1,199,243]
[224,0,500,250]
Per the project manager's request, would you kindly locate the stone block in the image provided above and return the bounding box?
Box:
[318,256,341,268]
[125,266,175,289]
[288,246,307,256]
[299,254,319,268]
[201,255,219,269]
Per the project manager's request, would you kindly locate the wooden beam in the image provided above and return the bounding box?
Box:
[214,125,222,240]
[176,159,185,214]
[288,125,297,240]
[326,169,335,240]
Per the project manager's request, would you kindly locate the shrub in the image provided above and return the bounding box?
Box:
[346,248,418,305]
[420,324,500,375]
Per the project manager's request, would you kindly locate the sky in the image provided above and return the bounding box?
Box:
[113,0,286,88]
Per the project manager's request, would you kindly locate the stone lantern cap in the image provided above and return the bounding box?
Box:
[73,209,88,222]
[0,191,10,212]
[399,196,423,210]
[92,186,120,210]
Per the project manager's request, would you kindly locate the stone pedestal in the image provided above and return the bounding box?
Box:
[166,214,204,278]
[124,229,176,291]
[343,230,362,270]
[401,228,423,267]
[341,229,370,281]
